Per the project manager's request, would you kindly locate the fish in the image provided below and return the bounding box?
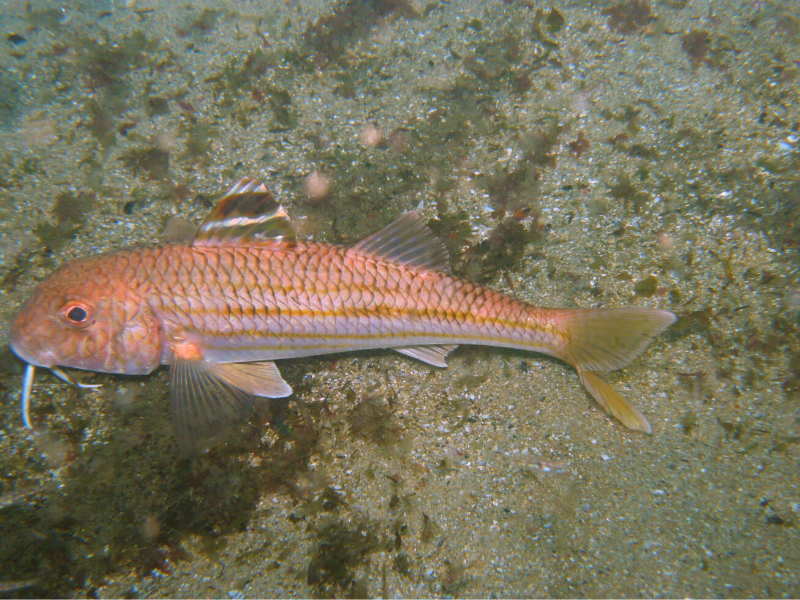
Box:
[9,177,676,455]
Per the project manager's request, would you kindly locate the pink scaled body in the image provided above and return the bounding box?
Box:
[9,178,675,454]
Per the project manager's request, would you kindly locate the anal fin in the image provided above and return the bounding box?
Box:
[394,344,457,368]
[578,370,651,434]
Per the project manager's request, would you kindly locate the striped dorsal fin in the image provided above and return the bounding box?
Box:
[194,177,295,245]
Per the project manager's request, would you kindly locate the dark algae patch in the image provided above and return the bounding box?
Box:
[76,31,152,91]
[681,29,712,67]
[33,190,96,252]
[0,70,22,130]
[204,49,276,109]
[348,392,406,447]
[306,519,380,596]
[602,0,653,35]
[176,8,223,40]
[179,119,218,162]
[633,275,659,298]
[119,146,170,180]
[463,217,543,284]
[0,392,337,595]
[608,172,650,213]
[0,431,260,594]
[302,0,418,69]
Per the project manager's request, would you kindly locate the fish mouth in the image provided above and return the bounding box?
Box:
[8,338,56,369]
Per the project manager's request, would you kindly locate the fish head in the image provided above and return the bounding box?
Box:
[9,253,162,376]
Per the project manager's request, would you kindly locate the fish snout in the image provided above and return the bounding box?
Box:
[9,335,56,369]
[8,312,58,369]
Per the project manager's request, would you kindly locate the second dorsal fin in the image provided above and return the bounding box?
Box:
[350,211,451,273]
[194,177,296,245]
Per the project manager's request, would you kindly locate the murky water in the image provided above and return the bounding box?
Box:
[0,0,798,597]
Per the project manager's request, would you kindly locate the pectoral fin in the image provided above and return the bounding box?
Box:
[169,357,253,456]
[578,370,651,434]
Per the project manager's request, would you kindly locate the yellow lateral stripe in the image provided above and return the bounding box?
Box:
[164,303,550,334]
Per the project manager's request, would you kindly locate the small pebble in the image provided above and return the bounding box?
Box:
[360,124,383,147]
[304,171,331,203]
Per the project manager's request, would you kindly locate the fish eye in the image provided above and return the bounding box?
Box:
[67,306,87,321]
[59,302,93,328]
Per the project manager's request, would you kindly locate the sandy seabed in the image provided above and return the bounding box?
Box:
[0,0,798,597]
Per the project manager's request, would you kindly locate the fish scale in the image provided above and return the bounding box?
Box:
[144,242,540,356]
[9,176,676,455]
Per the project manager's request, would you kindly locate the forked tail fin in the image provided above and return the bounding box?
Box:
[558,307,676,372]
[579,370,651,433]
[557,307,676,433]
